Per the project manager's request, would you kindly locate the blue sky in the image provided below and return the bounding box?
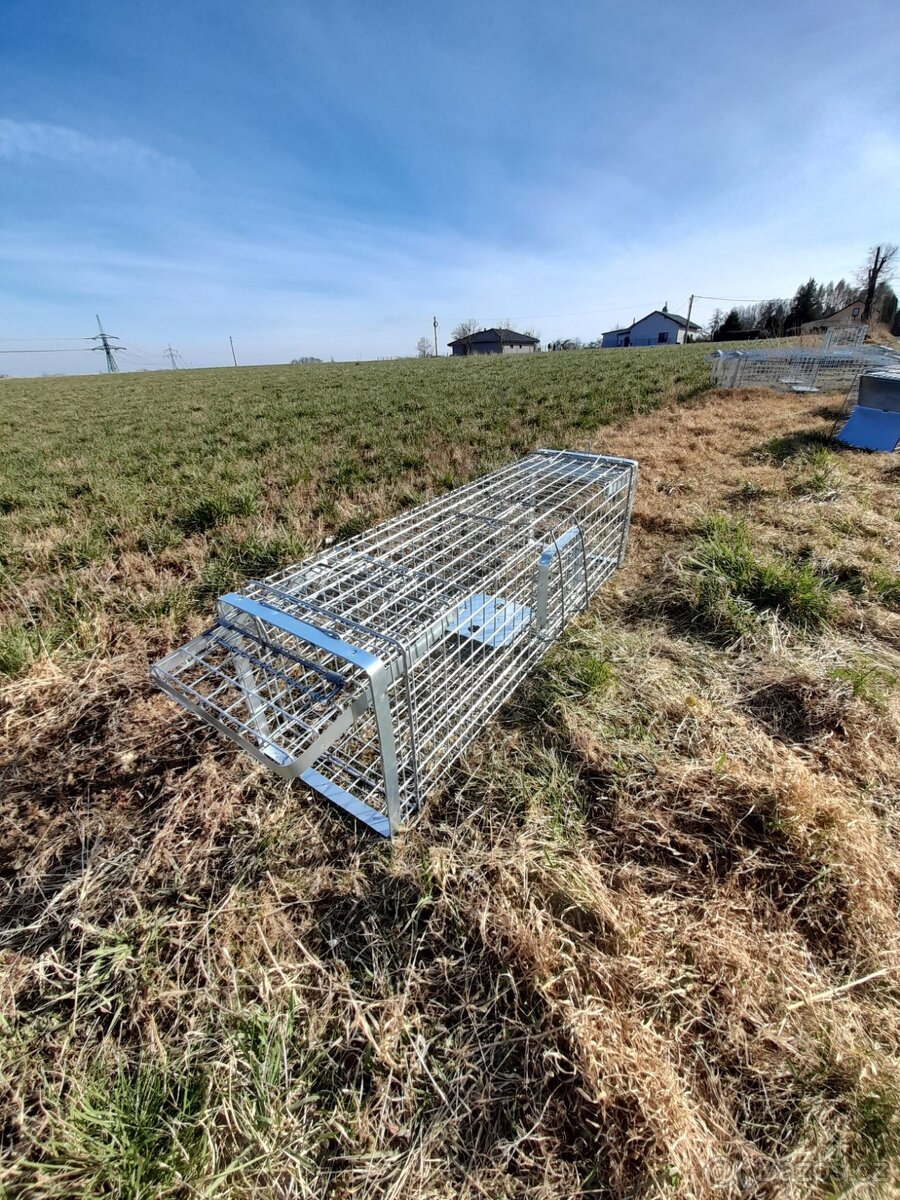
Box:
[1,0,898,374]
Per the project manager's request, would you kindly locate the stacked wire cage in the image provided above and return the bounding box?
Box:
[152,449,638,837]
[707,345,897,393]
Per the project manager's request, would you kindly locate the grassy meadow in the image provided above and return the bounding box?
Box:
[0,349,707,676]
[2,345,900,1198]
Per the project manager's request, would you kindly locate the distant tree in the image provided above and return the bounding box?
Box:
[875,284,898,328]
[817,278,857,318]
[290,356,322,364]
[857,244,898,321]
[785,278,822,332]
[451,319,479,340]
[496,317,514,331]
[712,309,744,341]
[706,308,725,339]
[415,336,433,358]
[752,299,788,338]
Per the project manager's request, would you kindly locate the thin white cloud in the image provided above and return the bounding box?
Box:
[0,118,185,175]
[0,97,897,373]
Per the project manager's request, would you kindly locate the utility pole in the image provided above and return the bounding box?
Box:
[433,315,439,357]
[683,294,694,343]
[164,345,181,369]
[229,336,238,367]
[90,314,124,372]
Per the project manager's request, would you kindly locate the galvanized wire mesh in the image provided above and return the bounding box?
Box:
[708,345,897,393]
[823,324,867,349]
[153,449,637,836]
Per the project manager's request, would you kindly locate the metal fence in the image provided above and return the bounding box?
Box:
[152,449,638,837]
[708,345,897,394]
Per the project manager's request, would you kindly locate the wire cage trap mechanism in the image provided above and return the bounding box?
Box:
[152,449,638,837]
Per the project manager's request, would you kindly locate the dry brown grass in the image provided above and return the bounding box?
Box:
[2,382,900,1198]
[864,324,900,349]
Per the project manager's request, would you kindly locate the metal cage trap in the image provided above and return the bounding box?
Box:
[707,344,897,394]
[152,449,638,837]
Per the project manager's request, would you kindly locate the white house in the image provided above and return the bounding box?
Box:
[601,305,701,348]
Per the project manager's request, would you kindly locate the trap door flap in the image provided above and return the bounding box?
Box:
[152,594,381,778]
[836,406,900,452]
[215,593,382,770]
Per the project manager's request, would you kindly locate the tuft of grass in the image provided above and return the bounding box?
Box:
[198,528,311,598]
[50,523,112,569]
[733,479,771,503]
[869,568,900,612]
[675,513,836,639]
[125,585,195,627]
[762,430,834,462]
[0,621,37,676]
[544,648,616,701]
[850,1087,900,1173]
[35,1058,209,1199]
[174,486,259,534]
[788,445,843,498]
[830,658,897,709]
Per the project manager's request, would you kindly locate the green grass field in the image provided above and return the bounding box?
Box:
[2,346,900,1199]
[0,348,708,676]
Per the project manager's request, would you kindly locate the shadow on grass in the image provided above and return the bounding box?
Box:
[812,403,847,421]
[756,430,836,461]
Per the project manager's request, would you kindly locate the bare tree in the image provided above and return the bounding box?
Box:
[415,336,433,358]
[451,319,479,340]
[857,244,898,321]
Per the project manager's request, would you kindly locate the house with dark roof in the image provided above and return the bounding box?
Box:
[447,327,540,356]
[600,305,701,348]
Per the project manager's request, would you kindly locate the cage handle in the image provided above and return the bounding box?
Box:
[534,524,589,633]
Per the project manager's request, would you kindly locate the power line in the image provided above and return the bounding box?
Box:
[691,294,762,304]
[0,347,95,354]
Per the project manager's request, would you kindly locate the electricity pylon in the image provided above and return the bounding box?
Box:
[164,344,182,369]
[90,314,124,373]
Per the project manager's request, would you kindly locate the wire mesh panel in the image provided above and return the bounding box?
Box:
[708,346,897,394]
[823,324,867,350]
[153,449,638,837]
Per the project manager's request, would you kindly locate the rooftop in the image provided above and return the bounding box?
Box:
[447,327,540,347]
[602,308,702,336]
